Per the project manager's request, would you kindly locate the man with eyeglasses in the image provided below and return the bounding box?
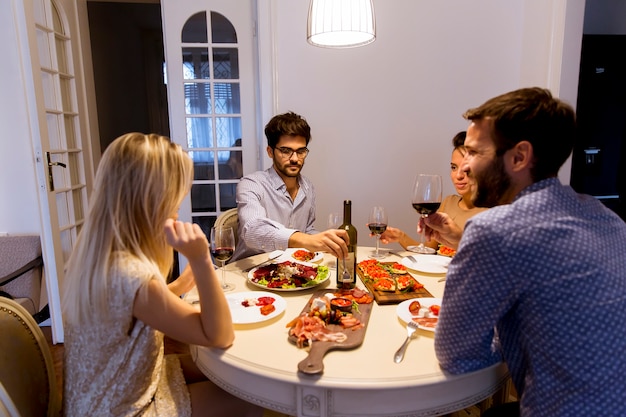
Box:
[230,111,349,262]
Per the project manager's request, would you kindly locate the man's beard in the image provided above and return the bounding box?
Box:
[275,160,302,178]
[471,156,511,208]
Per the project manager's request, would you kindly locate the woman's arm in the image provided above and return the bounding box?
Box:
[167,263,195,296]
[379,226,438,250]
[133,220,234,349]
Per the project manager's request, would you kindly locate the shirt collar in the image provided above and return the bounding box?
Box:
[267,166,300,191]
[514,177,560,202]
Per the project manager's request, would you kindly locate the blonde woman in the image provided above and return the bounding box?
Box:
[62,133,262,417]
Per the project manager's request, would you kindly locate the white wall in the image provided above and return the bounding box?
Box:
[263,0,584,248]
[0,1,40,235]
[0,0,587,251]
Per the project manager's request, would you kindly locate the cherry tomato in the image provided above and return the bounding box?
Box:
[408,300,421,315]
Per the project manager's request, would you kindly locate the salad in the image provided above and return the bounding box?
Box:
[250,261,330,290]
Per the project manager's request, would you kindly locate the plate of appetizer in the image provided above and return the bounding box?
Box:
[396,297,442,332]
[277,248,324,263]
[399,254,451,274]
[437,245,456,257]
[286,288,374,374]
[226,291,286,324]
[248,260,330,291]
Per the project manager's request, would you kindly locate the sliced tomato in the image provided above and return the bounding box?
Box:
[293,249,315,262]
[260,304,276,316]
[372,278,395,291]
[396,275,416,291]
[408,300,421,315]
[429,304,440,316]
[257,296,275,306]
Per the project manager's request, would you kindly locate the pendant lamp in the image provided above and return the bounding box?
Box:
[307,0,376,48]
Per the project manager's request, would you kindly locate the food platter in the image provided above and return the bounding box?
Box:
[287,289,374,374]
[399,254,451,274]
[276,248,324,263]
[356,260,433,305]
[226,291,286,324]
[247,260,330,292]
[396,297,442,332]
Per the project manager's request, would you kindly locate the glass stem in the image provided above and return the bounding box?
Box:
[221,261,227,287]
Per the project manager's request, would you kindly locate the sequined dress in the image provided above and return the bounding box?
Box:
[63,253,191,416]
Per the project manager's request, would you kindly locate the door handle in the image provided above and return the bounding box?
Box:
[45,151,66,192]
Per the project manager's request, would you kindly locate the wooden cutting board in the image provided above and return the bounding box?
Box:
[288,289,374,375]
[357,263,433,305]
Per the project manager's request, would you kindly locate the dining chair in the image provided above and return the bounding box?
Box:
[214,208,239,246]
[0,381,19,417]
[0,297,61,417]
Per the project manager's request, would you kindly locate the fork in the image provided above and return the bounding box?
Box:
[394,321,419,363]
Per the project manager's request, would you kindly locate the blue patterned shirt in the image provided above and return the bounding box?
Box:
[435,178,626,416]
[231,167,317,261]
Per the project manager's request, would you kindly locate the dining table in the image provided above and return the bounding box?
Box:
[186,247,510,417]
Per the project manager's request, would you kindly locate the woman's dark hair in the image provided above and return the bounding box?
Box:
[452,131,466,149]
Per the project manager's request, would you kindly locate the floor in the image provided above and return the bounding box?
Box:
[43,327,485,417]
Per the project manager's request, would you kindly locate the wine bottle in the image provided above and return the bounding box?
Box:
[336,200,357,289]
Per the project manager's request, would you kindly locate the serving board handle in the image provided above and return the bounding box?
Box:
[297,342,332,374]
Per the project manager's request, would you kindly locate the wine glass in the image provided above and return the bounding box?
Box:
[210,226,235,292]
[411,174,443,254]
[367,206,388,259]
[327,212,341,229]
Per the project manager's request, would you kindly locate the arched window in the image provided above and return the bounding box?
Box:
[181,11,243,234]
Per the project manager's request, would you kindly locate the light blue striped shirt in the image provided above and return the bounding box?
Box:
[231,167,317,261]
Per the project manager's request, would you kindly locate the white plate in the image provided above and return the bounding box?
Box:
[399,254,451,274]
[277,248,324,263]
[226,291,286,324]
[396,298,442,332]
[247,261,330,292]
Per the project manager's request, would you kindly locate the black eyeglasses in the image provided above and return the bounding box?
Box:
[274,147,309,159]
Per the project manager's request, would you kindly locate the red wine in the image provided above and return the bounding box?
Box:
[412,202,441,215]
[368,223,388,235]
[212,247,234,262]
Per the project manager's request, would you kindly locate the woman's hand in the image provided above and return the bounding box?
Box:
[164,219,209,262]
[420,213,463,250]
[379,226,404,245]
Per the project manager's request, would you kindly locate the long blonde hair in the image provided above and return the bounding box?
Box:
[62,133,193,325]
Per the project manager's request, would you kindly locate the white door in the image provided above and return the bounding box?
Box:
[20,0,94,343]
[160,0,259,239]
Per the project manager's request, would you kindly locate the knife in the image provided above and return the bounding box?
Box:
[242,250,283,273]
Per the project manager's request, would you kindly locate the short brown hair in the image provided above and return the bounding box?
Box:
[463,87,576,181]
[264,111,311,148]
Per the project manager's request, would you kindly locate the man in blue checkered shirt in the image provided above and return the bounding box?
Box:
[426,87,626,416]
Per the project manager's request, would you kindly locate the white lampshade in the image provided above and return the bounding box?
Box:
[307,0,376,48]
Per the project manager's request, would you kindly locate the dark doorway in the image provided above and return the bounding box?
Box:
[87,1,179,278]
[571,35,626,221]
[87,1,169,151]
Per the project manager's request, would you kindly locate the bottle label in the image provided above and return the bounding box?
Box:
[337,252,356,289]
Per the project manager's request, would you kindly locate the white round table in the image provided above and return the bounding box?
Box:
[190,248,509,417]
